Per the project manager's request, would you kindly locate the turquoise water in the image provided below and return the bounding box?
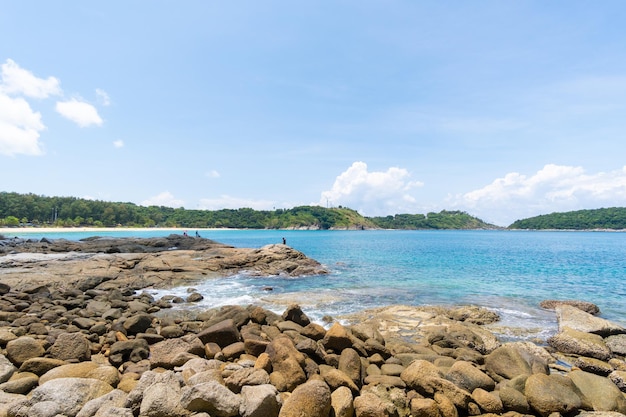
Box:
[7,229,626,340]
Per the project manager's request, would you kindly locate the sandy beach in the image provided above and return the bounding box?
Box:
[0,227,222,235]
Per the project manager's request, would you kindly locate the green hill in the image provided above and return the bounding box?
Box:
[0,191,495,230]
[508,207,626,230]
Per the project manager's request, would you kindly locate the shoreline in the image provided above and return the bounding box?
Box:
[0,226,228,235]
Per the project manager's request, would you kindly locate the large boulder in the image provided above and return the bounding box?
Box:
[330,386,354,417]
[278,379,331,417]
[548,328,612,360]
[0,355,17,384]
[555,305,625,336]
[484,343,548,382]
[569,370,626,413]
[49,332,91,362]
[5,337,45,366]
[149,335,205,369]
[445,360,495,392]
[10,377,114,417]
[524,373,584,417]
[540,300,600,315]
[180,380,241,417]
[197,319,241,347]
[239,384,282,417]
[400,360,471,410]
[266,336,306,392]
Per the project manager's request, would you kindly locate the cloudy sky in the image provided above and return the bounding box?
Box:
[2,2,626,226]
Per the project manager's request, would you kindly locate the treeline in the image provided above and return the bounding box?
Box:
[509,207,626,230]
[0,192,496,230]
[370,211,495,229]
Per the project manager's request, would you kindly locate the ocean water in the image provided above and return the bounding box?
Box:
[8,229,626,341]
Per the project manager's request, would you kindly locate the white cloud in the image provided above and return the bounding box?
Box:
[454,164,626,226]
[205,170,221,178]
[198,195,275,211]
[141,191,185,208]
[0,93,45,156]
[0,59,61,98]
[320,161,424,216]
[55,98,103,127]
[113,140,124,148]
[96,88,110,106]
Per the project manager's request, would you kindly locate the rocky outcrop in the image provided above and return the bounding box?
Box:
[0,235,328,292]
[0,286,622,417]
[1,240,626,416]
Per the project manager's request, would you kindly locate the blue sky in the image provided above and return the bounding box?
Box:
[2,2,626,226]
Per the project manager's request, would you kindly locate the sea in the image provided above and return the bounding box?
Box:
[7,229,626,342]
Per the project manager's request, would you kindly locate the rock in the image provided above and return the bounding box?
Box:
[445,360,495,392]
[197,319,241,347]
[39,361,99,384]
[149,336,204,369]
[400,359,471,410]
[0,374,38,394]
[123,314,153,335]
[609,370,626,392]
[540,299,600,315]
[5,336,45,366]
[224,368,270,393]
[282,304,311,327]
[160,324,184,338]
[323,322,353,352]
[301,323,326,341]
[15,377,114,417]
[410,397,440,417]
[524,373,583,417]
[330,386,354,417]
[471,387,503,414]
[338,348,362,386]
[180,380,241,417]
[0,354,17,383]
[605,334,626,356]
[484,343,548,382]
[138,371,190,417]
[49,332,91,362]
[548,327,612,360]
[187,292,204,302]
[321,367,360,394]
[498,385,531,414]
[353,391,394,417]
[555,305,625,336]
[573,356,613,376]
[18,357,65,376]
[266,336,306,392]
[109,339,150,368]
[278,379,331,417]
[239,384,282,417]
[75,389,127,417]
[569,369,626,413]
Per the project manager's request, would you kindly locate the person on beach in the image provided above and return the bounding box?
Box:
[282,237,286,245]
[183,231,188,237]
[195,231,200,238]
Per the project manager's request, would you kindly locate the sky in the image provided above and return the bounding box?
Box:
[2,2,626,226]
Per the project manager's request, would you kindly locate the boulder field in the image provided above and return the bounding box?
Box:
[0,235,625,416]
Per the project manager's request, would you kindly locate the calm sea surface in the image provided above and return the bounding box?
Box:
[8,229,626,341]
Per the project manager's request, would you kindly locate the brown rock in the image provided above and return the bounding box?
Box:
[6,336,45,366]
[323,322,353,352]
[548,328,611,360]
[49,332,91,362]
[197,319,241,348]
[525,373,583,417]
[338,348,362,385]
[331,386,354,417]
[279,379,331,417]
[266,336,306,392]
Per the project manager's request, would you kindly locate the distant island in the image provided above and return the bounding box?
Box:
[508,207,626,230]
[0,192,496,230]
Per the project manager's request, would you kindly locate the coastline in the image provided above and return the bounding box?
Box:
[0,226,225,235]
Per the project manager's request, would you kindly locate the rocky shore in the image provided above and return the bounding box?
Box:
[0,235,625,417]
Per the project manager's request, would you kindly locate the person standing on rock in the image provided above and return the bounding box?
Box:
[282,237,286,245]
